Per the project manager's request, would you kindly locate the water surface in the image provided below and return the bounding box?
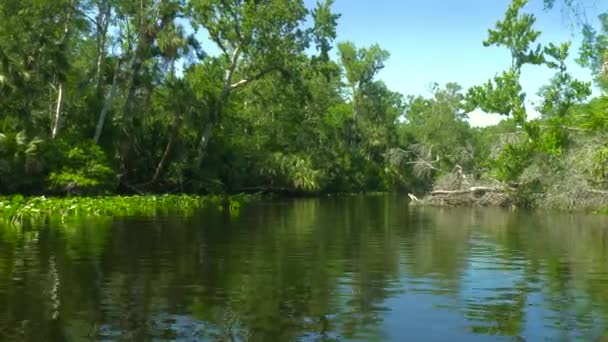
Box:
[1,195,608,341]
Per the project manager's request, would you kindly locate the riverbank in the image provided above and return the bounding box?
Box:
[2,189,606,227]
[0,194,259,225]
[414,185,608,213]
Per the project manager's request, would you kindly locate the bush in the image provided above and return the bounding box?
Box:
[493,142,533,182]
[47,141,117,195]
[259,152,323,193]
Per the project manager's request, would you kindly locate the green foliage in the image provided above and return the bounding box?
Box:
[260,153,322,193]
[0,194,258,225]
[338,42,390,91]
[311,0,341,61]
[466,0,546,127]
[0,0,607,213]
[465,70,525,118]
[461,0,606,210]
[0,129,44,193]
[537,42,592,118]
[401,83,476,179]
[577,14,608,90]
[189,0,309,76]
[483,0,544,69]
[592,144,608,180]
[493,142,533,182]
[574,96,608,131]
[47,142,117,195]
[538,119,569,156]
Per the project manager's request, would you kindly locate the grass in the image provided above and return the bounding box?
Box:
[0,194,259,225]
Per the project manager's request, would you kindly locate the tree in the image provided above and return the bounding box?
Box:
[0,0,80,133]
[543,0,608,90]
[311,0,341,62]
[537,42,591,118]
[399,83,475,180]
[337,42,390,121]
[577,13,608,90]
[0,130,44,193]
[188,0,309,166]
[466,0,543,125]
[463,0,549,182]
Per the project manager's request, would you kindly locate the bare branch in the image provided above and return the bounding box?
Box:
[431,186,506,196]
[230,68,276,90]
[386,146,447,176]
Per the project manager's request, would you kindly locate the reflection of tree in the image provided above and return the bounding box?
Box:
[1,197,608,340]
[336,196,403,340]
[402,207,473,295]
[469,209,608,339]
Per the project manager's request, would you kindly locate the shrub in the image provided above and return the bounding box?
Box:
[47,141,117,195]
[260,152,323,193]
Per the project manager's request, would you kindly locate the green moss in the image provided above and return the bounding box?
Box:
[0,194,259,225]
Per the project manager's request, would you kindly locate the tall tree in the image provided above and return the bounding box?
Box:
[537,42,591,118]
[311,0,341,62]
[466,0,544,125]
[189,0,309,166]
[337,42,390,121]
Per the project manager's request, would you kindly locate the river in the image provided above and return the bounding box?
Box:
[0,195,607,341]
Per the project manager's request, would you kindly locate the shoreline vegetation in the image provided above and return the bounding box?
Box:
[1,0,608,216]
[2,188,607,227]
[0,194,258,225]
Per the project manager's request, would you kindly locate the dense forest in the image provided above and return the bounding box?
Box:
[0,0,607,209]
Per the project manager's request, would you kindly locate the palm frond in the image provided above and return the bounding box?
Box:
[25,137,44,156]
[15,130,27,148]
[575,96,608,131]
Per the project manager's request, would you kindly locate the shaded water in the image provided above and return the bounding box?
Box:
[1,195,608,341]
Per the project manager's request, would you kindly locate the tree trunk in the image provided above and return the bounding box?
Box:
[121,9,168,127]
[50,3,76,139]
[351,85,358,121]
[349,84,359,149]
[94,61,120,143]
[195,120,216,166]
[430,186,505,196]
[51,83,65,139]
[151,116,181,183]
[121,55,144,125]
[195,47,241,165]
[95,2,110,93]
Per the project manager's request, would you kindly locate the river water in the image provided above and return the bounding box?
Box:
[0,195,607,341]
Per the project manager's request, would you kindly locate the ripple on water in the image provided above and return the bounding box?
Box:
[1,199,608,341]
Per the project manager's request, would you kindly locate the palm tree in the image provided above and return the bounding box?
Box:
[0,130,44,192]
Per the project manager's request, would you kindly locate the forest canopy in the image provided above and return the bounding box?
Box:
[1,0,607,209]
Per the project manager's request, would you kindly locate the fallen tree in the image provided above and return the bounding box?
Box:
[413,168,515,208]
[430,186,506,196]
[423,187,512,208]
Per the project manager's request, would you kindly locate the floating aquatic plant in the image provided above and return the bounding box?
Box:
[0,194,258,225]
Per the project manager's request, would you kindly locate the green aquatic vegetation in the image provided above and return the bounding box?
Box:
[0,194,258,225]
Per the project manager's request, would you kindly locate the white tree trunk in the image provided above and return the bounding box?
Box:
[195,47,241,165]
[51,83,65,139]
[94,63,120,143]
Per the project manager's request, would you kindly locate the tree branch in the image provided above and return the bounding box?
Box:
[208,30,228,56]
[229,68,276,90]
[431,186,506,196]
[222,46,241,92]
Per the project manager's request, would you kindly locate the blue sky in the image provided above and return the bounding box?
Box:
[304,0,606,126]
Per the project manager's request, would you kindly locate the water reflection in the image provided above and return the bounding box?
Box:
[0,196,607,341]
